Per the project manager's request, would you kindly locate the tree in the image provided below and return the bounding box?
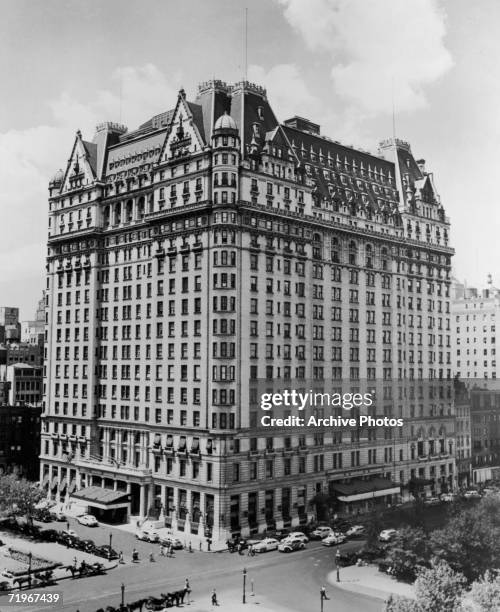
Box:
[430,497,500,582]
[364,508,386,547]
[384,595,419,612]
[0,474,44,521]
[467,571,500,612]
[385,527,431,581]
[414,560,466,612]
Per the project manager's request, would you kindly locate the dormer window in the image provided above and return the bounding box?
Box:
[257,106,264,120]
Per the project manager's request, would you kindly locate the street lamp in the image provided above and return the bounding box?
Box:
[335,548,341,583]
[242,567,247,604]
[109,533,113,561]
[27,552,32,588]
[120,583,125,609]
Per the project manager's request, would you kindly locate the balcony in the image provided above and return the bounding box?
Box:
[74,456,152,478]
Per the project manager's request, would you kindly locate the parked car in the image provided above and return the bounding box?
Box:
[278,538,306,553]
[74,538,96,553]
[322,533,347,546]
[251,538,279,553]
[135,529,159,542]
[281,531,308,544]
[310,526,334,540]
[331,519,352,533]
[463,490,481,500]
[440,493,457,503]
[49,510,66,522]
[39,528,59,542]
[345,525,366,538]
[424,497,441,507]
[94,545,119,560]
[76,514,98,527]
[33,509,52,523]
[379,529,397,542]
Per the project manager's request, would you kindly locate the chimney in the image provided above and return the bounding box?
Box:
[417,159,426,174]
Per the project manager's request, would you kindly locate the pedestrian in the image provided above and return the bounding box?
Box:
[73,556,77,567]
[132,548,139,563]
[149,551,155,562]
[320,586,329,600]
[159,544,165,557]
[118,551,124,564]
[211,589,219,606]
[185,578,191,604]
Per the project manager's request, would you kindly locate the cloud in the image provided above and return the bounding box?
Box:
[248,63,322,122]
[276,0,453,114]
[0,64,181,311]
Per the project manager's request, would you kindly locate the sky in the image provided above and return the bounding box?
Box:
[0,0,499,318]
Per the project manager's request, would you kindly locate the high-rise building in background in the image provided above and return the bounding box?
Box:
[0,306,20,342]
[41,80,455,545]
[452,275,500,380]
[21,291,47,346]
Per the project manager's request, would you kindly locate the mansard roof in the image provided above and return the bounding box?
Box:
[282,124,399,215]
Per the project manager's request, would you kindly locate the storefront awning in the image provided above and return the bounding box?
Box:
[331,478,400,503]
[69,479,77,494]
[41,474,50,487]
[72,486,130,510]
[50,476,58,490]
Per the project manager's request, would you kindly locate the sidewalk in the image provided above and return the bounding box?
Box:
[327,564,415,601]
[177,589,293,612]
[0,532,117,585]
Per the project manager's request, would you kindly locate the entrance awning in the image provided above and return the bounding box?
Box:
[72,486,130,510]
[331,478,400,503]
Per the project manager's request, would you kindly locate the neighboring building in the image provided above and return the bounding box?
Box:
[0,342,43,367]
[452,275,500,380]
[0,404,42,480]
[21,292,47,346]
[455,378,472,487]
[0,307,20,342]
[0,363,43,406]
[470,386,500,484]
[41,80,455,544]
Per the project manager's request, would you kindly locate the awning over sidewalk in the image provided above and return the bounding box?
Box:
[331,478,400,503]
[72,486,130,510]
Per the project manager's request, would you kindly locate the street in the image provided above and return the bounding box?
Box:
[7,518,382,612]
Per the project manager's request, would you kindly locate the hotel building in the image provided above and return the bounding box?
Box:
[41,80,455,544]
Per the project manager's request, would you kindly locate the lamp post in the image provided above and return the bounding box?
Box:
[27,552,32,588]
[120,583,125,609]
[242,567,247,604]
[109,533,113,561]
[320,588,324,612]
[335,548,340,583]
